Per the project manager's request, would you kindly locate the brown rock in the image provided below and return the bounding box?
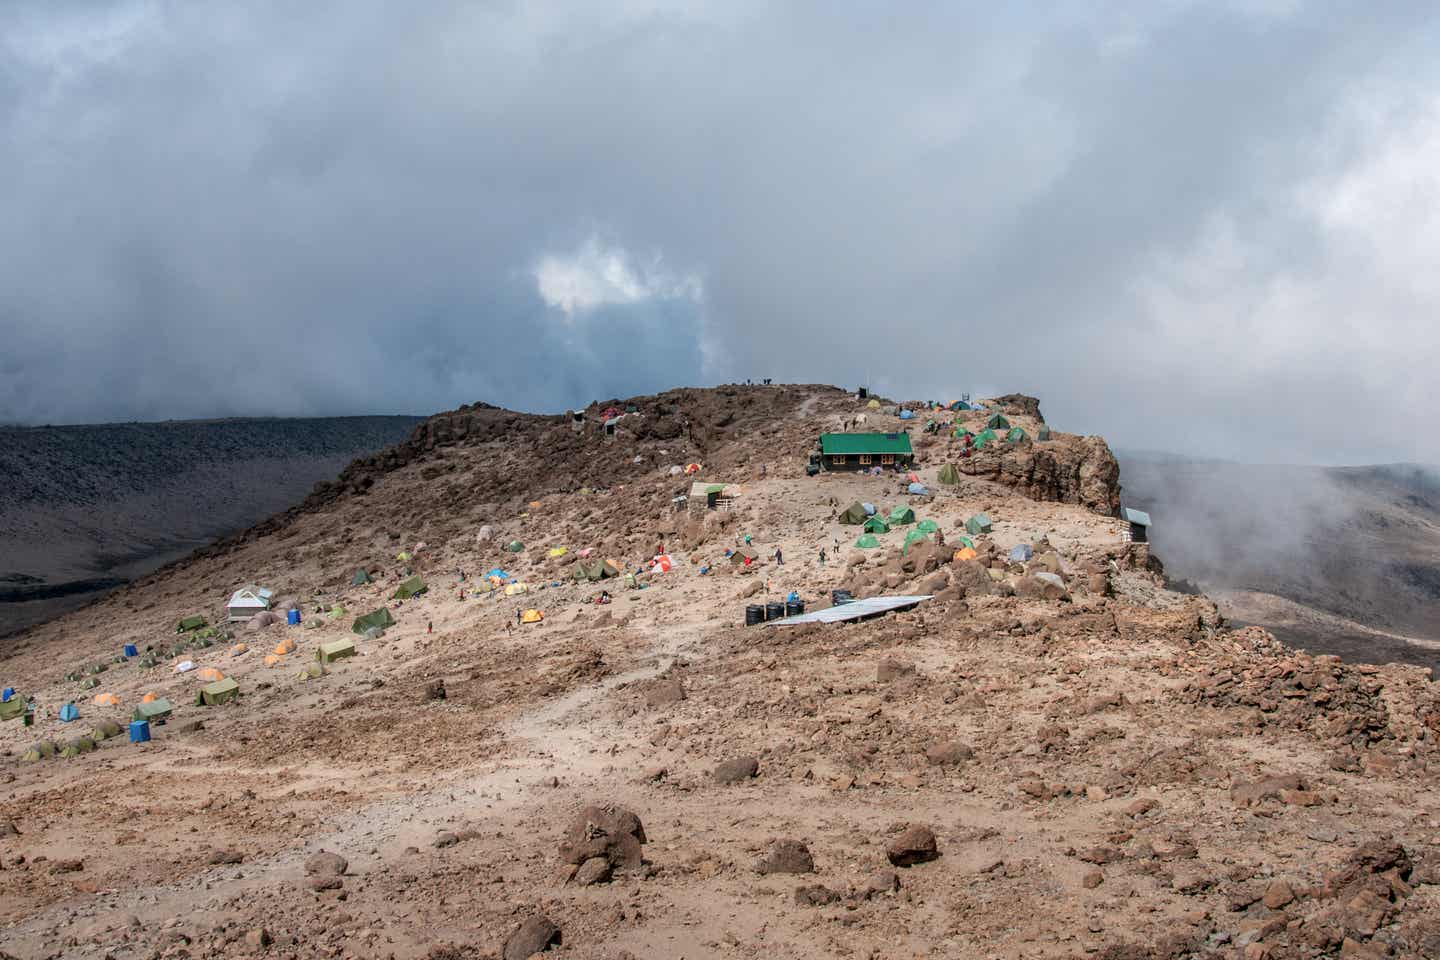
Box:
[424,679,447,701]
[713,757,759,783]
[924,740,974,766]
[573,856,612,886]
[642,678,686,707]
[886,825,939,867]
[305,851,348,877]
[754,839,815,875]
[864,870,900,897]
[307,876,343,891]
[1082,870,1104,889]
[207,849,244,865]
[1230,774,1305,807]
[1077,847,1124,865]
[1126,798,1159,818]
[794,884,840,906]
[558,804,647,872]
[503,916,560,960]
[876,659,916,683]
[1263,880,1295,909]
[48,859,83,874]
[244,929,272,949]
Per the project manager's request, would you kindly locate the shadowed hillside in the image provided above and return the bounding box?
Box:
[0,416,423,636]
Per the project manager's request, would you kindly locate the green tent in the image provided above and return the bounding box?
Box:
[317,639,357,664]
[197,678,240,706]
[1006,427,1028,443]
[972,428,999,450]
[352,569,372,586]
[138,654,159,670]
[132,699,173,723]
[854,533,881,549]
[863,516,891,534]
[986,413,1010,430]
[902,529,931,554]
[916,519,940,534]
[80,677,99,690]
[60,736,96,758]
[1037,425,1052,441]
[838,502,869,525]
[352,607,395,635]
[392,575,428,600]
[572,559,619,582]
[505,540,525,553]
[0,695,27,722]
[937,463,961,485]
[888,506,916,525]
[22,741,57,762]
[956,535,975,549]
[91,720,122,741]
[966,513,994,535]
[177,615,207,633]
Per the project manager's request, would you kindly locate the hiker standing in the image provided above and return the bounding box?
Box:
[775,547,783,565]
[515,608,522,625]
[819,547,826,566]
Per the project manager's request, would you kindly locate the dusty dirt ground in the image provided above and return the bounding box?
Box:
[2,386,1438,959]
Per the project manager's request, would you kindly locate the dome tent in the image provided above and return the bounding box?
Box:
[853,534,881,549]
[888,506,916,525]
[863,516,890,534]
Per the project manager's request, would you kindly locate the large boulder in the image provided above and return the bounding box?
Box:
[503,917,560,960]
[754,839,816,875]
[886,825,940,867]
[1014,574,1068,601]
[949,560,996,598]
[558,804,647,872]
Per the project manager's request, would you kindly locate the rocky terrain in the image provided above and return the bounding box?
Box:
[1,386,1436,960]
[0,417,423,637]
[1119,456,1440,671]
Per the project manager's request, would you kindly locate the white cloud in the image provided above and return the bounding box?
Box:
[533,236,702,320]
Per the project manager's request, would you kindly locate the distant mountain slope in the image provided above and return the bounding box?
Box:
[0,416,423,635]
[1118,453,1440,662]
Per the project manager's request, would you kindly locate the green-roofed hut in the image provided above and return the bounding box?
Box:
[818,432,914,472]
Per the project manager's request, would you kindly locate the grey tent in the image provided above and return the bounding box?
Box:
[352,569,372,586]
[1009,544,1034,562]
[392,576,428,600]
[351,607,396,635]
[838,502,869,525]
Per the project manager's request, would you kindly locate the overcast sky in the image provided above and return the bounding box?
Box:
[3,2,1438,464]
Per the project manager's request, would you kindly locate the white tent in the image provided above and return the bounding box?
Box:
[227,585,273,622]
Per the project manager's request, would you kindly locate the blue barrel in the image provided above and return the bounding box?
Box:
[287,609,301,625]
[123,644,138,658]
[129,720,151,743]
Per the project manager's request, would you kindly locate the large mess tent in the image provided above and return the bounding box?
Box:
[317,639,357,664]
[937,463,961,485]
[838,502,869,525]
[0,695,27,722]
[177,615,207,632]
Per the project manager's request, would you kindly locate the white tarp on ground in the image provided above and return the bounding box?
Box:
[764,595,932,626]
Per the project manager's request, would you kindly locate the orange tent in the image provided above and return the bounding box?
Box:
[953,547,978,561]
[197,667,225,683]
[142,692,160,703]
[264,654,282,667]
[230,643,248,656]
[93,693,121,706]
[273,638,296,656]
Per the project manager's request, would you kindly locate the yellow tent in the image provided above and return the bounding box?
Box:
[548,546,568,558]
[504,582,529,597]
[396,551,412,562]
[867,399,880,409]
[521,609,544,624]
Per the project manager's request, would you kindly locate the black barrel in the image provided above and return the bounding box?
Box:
[744,604,764,626]
[785,600,804,617]
[765,602,785,621]
[831,589,854,606]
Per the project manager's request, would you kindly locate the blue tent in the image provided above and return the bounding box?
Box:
[1008,544,1034,562]
[483,568,513,582]
[861,502,877,516]
[907,482,929,495]
[898,409,915,420]
[59,702,81,723]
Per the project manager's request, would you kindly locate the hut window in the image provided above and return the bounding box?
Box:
[880,454,895,465]
[858,454,873,465]
[832,455,847,465]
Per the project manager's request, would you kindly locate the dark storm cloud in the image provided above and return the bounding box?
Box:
[2,1,1438,463]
